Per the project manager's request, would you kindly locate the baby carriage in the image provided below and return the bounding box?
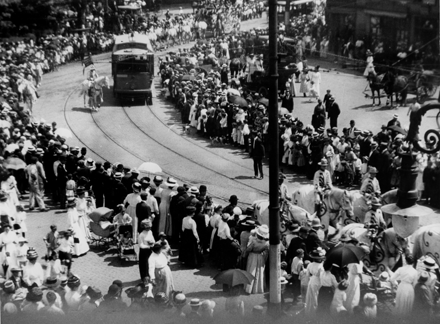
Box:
[118,225,137,262]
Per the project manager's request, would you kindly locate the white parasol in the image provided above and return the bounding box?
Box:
[138,162,162,174]
[5,143,19,153]
[55,127,73,139]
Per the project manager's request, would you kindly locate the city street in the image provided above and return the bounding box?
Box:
[24,9,440,316]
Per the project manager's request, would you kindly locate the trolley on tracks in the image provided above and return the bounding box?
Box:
[112,33,154,104]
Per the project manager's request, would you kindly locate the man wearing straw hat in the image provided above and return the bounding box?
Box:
[313,158,332,215]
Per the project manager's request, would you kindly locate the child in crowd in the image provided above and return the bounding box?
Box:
[15,205,27,238]
[43,225,59,261]
[330,279,349,315]
[158,232,172,262]
[291,249,304,300]
[15,237,29,268]
[65,174,76,198]
[363,293,378,320]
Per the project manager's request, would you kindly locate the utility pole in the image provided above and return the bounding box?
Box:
[268,0,281,314]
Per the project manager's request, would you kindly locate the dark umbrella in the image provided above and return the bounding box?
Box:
[213,269,254,287]
[325,245,364,268]
[387,125,407,135]
[3,157,26,170]
[228,95,248,108]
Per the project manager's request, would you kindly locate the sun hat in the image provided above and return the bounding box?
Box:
[174,293,187,305]
[43,277,60,289]
[114,172,123,179]
[86,286,103,300]
[256,224,269,239]
[164,177,178,187]
[318,158,328,166]
[107,284,121,297]
[132,182,141,192]
[130,168,139,175]
[26,287,43,302]
[393,114,398,119]
[423,256,439,270]
[368,166,378,174]
[379,272,389,281]
[10,267,23,273]
[3,280,15,294]
[311,218,324,229]
[190,298,201,307]
[289,222,300,232]
[418,270,429,282]
[67,276,81,288]
[141,219,152,228]
[200,299,216,312]
[153,175,163,183]
[188,186,199,194]
[309,247,326,260]
[27,248,38,259]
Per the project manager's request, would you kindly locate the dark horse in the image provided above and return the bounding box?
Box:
[367,71,408,107]
[230,58,243,79]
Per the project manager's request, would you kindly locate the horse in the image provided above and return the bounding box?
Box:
[18,80,38,114]
[214,16,224,38]
[292,185,355,233]
[229,58,243,79]
[79,76,110,111]
[252,199,312,233]
[367,71,385,106]
[332,224,410,273]
[381,71,409,107]
[197,20,208,39]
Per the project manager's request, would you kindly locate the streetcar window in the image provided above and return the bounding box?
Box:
[115,43,148,51]
[116,62,149,73]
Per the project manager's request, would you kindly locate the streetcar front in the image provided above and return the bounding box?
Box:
[112,34,154,104]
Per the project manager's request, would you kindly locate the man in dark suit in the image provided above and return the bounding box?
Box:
[285,227,308,269]
[251,131,265,179]
[57,157,68,209]
[368,141,380,169]
[172,186,189,242]
[9,267,28,290]
[327,96,340,128]
[136,193,152,234]
[90,162,106,208]
[323,89,332,112]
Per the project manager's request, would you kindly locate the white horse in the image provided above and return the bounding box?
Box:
[79,76,110,111]
[166,27,178,46]
[197,21,208,39]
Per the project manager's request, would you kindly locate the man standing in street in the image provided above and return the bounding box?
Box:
[327,96,340,128]
[136,192,152,235]
[251,131,265,179]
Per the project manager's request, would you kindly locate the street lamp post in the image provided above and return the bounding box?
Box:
[382,104,440,242]
[268,0,281,313]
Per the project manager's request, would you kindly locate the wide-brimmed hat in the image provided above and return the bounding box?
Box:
[27,248,38,260]
[86,286,103,300]
[311,218,324,229]
[379,272,389,281]
[107,284,121,297]
[130,168,139,175]
[200,299,216,313]
[418,271,429,282]
[368,166,378,174]
[309,247,326,260]
[289,222,300,233]
[256,225,269,239]
[190,298,201,307]
[126,285,146,299]
[26,287,43,302]
[114,172,123,179]
[318,158,328,166]
[423,256,439,270]
[67,275,81,288]
[242,220,257,229]
[76,186,86,195]
[141,219,152,229]
[153,175,163,184]
[132,182,141,192]
[10,267,23,274]
[43,277,60,289]
[188,186,199,194]
[3,280,15,294]
[174,293,187,305]
[165,177,178,187]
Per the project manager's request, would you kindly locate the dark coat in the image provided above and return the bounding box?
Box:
[327,102,340,119]
[136,201,152,232]
[285,236,307,269]
[251,136,265,158]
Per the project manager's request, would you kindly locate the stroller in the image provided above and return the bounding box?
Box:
[117,225,137,262]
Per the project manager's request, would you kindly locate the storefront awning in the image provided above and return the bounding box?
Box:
[364,9,407,19]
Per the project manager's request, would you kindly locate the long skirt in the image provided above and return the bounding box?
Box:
[344,274,360,313]
[179,229,202,267]
[245,252,266,294]
[317,286,334,313]
[393,282,415,316]
[139,248,152,280]
[305,275,320,315]
[153,266,174,298]
[72,223,89,257]
[78,214,91,241]
[126,205,138,242]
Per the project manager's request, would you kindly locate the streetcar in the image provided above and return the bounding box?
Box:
[112,33,154,104]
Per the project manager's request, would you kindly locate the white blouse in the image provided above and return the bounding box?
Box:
[138,230,155,249]
[148,252,168,279]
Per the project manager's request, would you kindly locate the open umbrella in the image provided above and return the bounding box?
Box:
[3,157,26,170]
[213,269,254,287]
[387,125,407,135]
[227,88,241,97]
[228,95,248,108]
[138,162,162,174]
[325,245,364,268]
[55,128,73,139]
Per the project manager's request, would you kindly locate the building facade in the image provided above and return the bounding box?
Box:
[326,0,439,62]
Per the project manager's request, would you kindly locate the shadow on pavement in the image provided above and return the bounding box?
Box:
[185,290,226,299]
[234,175,257,180]
[352,104,373,110]
[72,107,93,113]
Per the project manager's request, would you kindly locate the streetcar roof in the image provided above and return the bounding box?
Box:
[113,34,154,53]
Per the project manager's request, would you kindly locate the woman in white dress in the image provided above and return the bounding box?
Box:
[299,69,310,97]
[67,198,89,257]
[305,248,326,315]
[389,255,419,316]
[363,50,375,76]
[159,178,178,236]
[0,223,18,278]
[75,187,94,242]
[123,183,142,242]
[344,261,362,313]
[309,66,321,100]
